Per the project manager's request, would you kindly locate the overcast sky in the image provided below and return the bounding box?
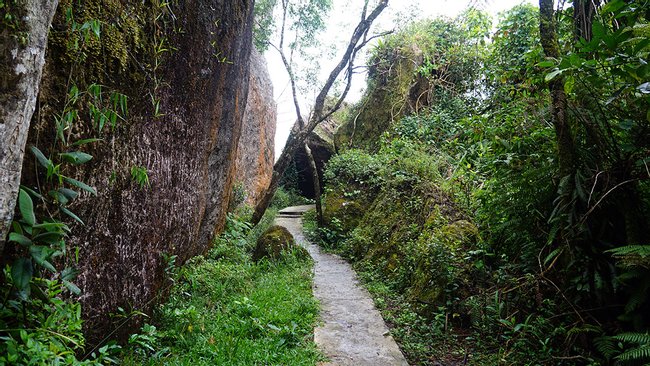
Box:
[265,0,537,157]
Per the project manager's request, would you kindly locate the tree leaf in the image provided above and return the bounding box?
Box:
[63,176,97,195]
[564,75,575,94]
[49,189,69,205]
[601,0,627,15]
[33,231,65,245]
[18,189,36,226]
[71,138,103,147]
[30,246,57,273]
[61,267,79,281]
[8,232,32,246]
[30,145,53,169]
[60,206,85,225]
[592,20,607,41]
[33,222,70,232]
[91,19,101,39]
[63,280,82,295]
[537,60,555,68]
[59,151,93,165]
[58,188,79,201]
[545,69,563,82]
[11,258,33,291]
[20,185,43,200]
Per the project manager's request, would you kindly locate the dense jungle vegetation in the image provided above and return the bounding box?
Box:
[1,0,649,365]
[300,1,650,364]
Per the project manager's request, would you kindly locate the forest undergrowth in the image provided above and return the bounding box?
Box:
[119,189,321,365]
[302,2,650,365]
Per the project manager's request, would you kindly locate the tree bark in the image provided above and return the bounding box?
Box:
[251,0,389,224]
[304,143,324,226]
[573,0,600,42]
[539,0,577,179]
[0,0,59,252]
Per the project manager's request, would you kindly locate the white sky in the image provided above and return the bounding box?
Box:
[265,0,537,157]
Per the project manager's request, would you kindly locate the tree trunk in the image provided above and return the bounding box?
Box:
[539,0,577,179]
[573,0,600,42]
[304,143,324,226]
[0,0,59,252]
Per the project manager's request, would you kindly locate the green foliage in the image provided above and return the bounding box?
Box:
[0,0,27,45]
[2,9,133,362]
[130,165,150,189]
[613,333,650,364]
[253,0,277,51]
[121,215,322,365]
[315,2,650,363]
[487,4,543,95]
[285,0,332,53]
[0,269,121,365]
[270,186,312,210]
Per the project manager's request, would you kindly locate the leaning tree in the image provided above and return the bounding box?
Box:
[251,0,390,224]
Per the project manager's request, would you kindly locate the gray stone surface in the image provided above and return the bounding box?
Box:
[276,205,409,366]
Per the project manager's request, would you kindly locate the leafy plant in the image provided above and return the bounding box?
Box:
[121,214,322,365]
[130,165,150,189]
[613,333,650,364]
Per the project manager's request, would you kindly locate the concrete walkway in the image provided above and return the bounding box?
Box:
[276,205,409,366]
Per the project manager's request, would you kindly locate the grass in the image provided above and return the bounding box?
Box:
[120,211,323,365]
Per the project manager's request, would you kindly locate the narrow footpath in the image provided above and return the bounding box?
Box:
[275,205,409,366]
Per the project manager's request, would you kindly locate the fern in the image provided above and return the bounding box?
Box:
[614,333,650,344]
[616,345,650,362]
[608,245,650,257]
[608,245,650,267]
[625,280,650,314]
[594,336,618,361]
[612,333,650,365]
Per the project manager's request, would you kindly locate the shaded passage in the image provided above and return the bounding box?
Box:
[276,205,409,366]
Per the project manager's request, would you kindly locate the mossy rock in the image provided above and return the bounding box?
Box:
[252,225,309,261]
[408,220,479,305]
[323,190,366,233]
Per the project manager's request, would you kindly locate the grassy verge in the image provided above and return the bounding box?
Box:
[121,210,322,365]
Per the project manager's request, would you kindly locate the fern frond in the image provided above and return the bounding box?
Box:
[608,245,650,257]
[624,281,650,314]
[594,336,618,360]
[613,332,650,344]
[608,245,650,268]
[615,345,650,362]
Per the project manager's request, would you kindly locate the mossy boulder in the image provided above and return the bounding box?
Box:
[323,190,366,234]
[408,219,479,305]
[253,225,309,261]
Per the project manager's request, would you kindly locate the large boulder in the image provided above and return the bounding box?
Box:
[233,48,276,208]
[18,0,255,341]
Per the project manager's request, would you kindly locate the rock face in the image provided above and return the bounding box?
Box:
[234,48,276,207]
[17,0,255,342]
[335,44,428,151]
[291,117,340,198]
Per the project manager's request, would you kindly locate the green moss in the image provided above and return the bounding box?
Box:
[335,45,423,151]
[323,190,366,233]
[252,225,309,261]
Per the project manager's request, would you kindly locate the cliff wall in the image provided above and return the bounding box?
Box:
[18,0,255,341]
[234,48,276,208]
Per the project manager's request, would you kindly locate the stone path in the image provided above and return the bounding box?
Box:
[276,205,409,366]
